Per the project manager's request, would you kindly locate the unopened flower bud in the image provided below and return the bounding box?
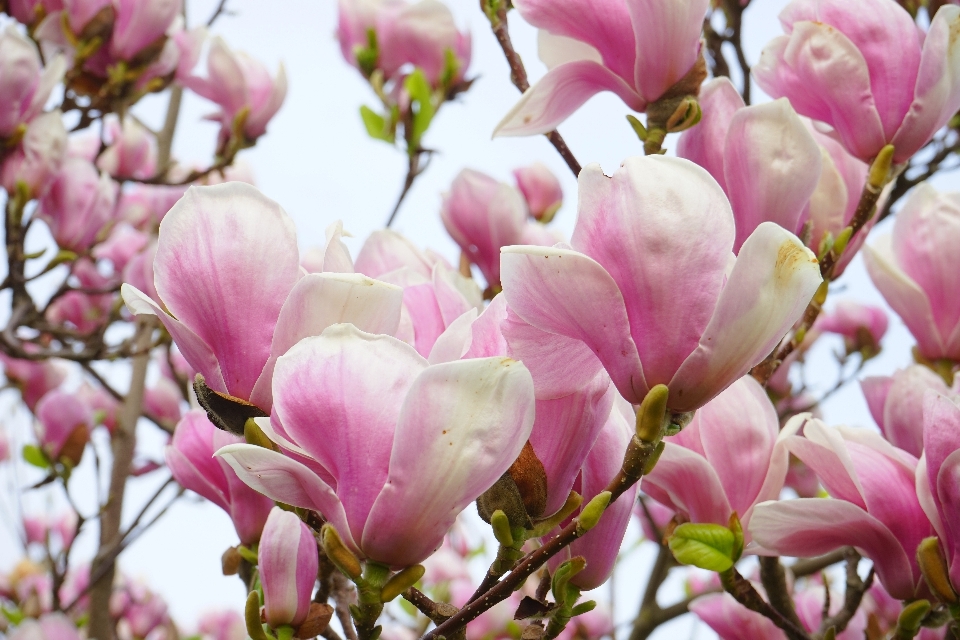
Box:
[321,523,362,581]
[260,508,318,628]
[635,384,669,443]
[917,537,958,604]
[379,565,425,602]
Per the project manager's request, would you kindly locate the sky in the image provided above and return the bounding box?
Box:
[1,0,955,637]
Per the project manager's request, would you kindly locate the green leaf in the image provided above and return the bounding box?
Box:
[626,114,648,141]
[404,69,435,149]
[22,444,49,469]
[360,106,393,143]
[668,523,737,572]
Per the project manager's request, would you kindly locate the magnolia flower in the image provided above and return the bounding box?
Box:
[259,508,318,629]
[165,410,273,544]
[754,0,960,163]
[0,352,67,411]
[218,323,536,567]
[110,0,182,62]
[501,156,823,411]
[917,391,960,591]
[513,162,563,222]
[197,611,246,640]
[7,613,81,640]
[814,301,888,355]
[183,37,286,141]
[0,25,65,139]
[96,117,158,180]
[1,111,68,199]
[751,419,933,599]
[642,376,793,541]
[337,0,471,85]
[864,183,960,362]
[351,229,483,360]
[93,223,150,272]
[37,158,118,253]
[122,183,404,413]
[441,169,561,289]
[676,78,823,253]
[35,390,92,465]
[494,0,709,136]
[861,365,951,457]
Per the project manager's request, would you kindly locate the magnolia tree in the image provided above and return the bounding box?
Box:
[1,0,960,639]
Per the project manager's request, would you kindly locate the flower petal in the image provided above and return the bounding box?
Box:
[642,443,733,526]
[153,183,300,400]
[514,0,635,82]
[723,99,822,252]
[272,325,426,544]
[121,283,226,393]
[573,158,734,388]
[493,61,645,137]
[669,222,822,411]
[749,498,918,599]
[216,443,358,553]
[627,0,709,103]
[890,5,960,162]
[249,273,404,408]
[863,236,946,359]
[362,357,536,566]
[500,245,646,403]
[676,77,744,191]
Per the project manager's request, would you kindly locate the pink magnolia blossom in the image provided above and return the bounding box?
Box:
[440,294,617,519]
[197,611,246,640]
[501,156,823,411]
[642,376,793,541]
[0,352,67,411]
[754,0,960,163]
[337,0,471,85]
[513,162,563,222]
[218,323,536,567]
[861,365,951,457]
[35,389,93,465]
[59,0,112,36]
[546,396,638,589]
[677,78,822,253]
[259,508,318,628]
[0,25,65,139]
[441,169,561,289]
[165,410,273,544]
[864,183,960,361]
[183,37,286,141]
[814,300,888,353]
[46,259,114,335]
[493,0,709,136]
[144,375,182,424]
[347,227,483,359]
[917,391,960,591]
[750,418,933,599]
[8,613,81,640]
[112,581,170,640]
[121,239,158,304]
[93,223,150,272]
[122,183,404,413]
[37,158,118,253]
[96,117,158,180]
[116,183,187,230]
[23,515,47,545]
[1,110,67,199]
[110,0,182,62]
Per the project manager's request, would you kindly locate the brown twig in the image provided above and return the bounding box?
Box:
[87,319,153,640]
[760,556,806,632]
[385,151,426,228]
[424,435,660,640]
[627,544,681,640]
[816,551,873,639]
[790,549,851,579]
[720,568,810,640]
[484,1,582,177]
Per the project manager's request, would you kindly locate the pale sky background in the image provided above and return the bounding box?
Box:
[0,0,956,638]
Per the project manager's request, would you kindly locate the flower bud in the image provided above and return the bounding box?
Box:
[1,111,67,199]
[35,390,92,466]
[96,116,158,180]
[513,163,562,222]
[259,508,318,629]
[37,158,118,253]
[110,0,182,62]
[0,25,65,139]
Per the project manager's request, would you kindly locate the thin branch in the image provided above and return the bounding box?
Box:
[424,435,660,640]
[87,319,153,640]
[206,0,232,26]
[627,544,678,640]
[720,568,810,640]
[816,551,874,639]
[760,556,806,632]
[386,151,426,228]
[790,549,851,579]
[484,2,582,177]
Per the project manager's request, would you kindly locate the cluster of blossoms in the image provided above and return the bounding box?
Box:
[3,0,960,639]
